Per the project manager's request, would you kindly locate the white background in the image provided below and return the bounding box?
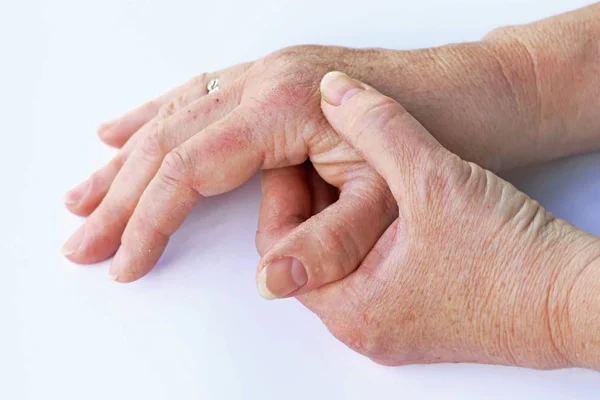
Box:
[3,0,600,399]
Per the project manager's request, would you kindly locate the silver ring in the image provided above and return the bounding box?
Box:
[207,78,220,94]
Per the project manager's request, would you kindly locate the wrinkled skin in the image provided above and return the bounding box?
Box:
[63,31,598,293]
[61,38,600,370]
[62,46,397,292]
[290,73,600,369]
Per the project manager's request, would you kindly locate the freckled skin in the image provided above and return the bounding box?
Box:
[296,78,600,370]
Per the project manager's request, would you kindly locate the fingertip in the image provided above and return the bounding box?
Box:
[98,118,118,134]
[64,195,96,217]
[61,224,87,261]
[62,218,122,265]
[108,269,139,284]
[320,71,366,107]
[64,202,92,217]
[108,232,166,283]
[97,124,127,148]
[257,268,277,301]
[63,179,89,205]
[257,257,308,300]
[63,180,104,217]
[108,249,141,283]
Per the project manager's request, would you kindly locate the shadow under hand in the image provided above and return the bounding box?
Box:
[150,174,262,279]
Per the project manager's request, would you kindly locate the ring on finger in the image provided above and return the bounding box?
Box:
[207,79,220,94]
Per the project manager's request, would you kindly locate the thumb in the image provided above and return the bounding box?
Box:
[319,71,449,199]
[256,176,396,300]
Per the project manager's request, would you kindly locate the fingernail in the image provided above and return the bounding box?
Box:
[108,250,124,282]
[320,71,365,106]
[258,257,308,300]
[61,224,86,256]
[108,269,120,281]
[63,180,90,205]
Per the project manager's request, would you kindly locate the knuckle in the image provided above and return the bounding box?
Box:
[86,171,103,194]
[255,212,305,256]
[362,97,404,123]
[349,97,403,142]
[191,72,209,88]
[250,47,322,113]
[264,46,300,64]
[157,103,173,118]
[409,151,465,213]
[141,100,159,115]
[313,223,358,280]
[421,156,455,199]
[139,122,168,160]
[158,97,184,118]
[159,147,194,190]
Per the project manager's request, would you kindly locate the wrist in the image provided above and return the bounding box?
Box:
[548,227,600,370]
[482,7,600,164]
[353,4,600,171]
[353,42,542,171]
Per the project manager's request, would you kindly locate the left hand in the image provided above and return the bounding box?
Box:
[62,45,397,293]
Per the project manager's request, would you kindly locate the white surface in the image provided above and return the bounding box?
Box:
[3,0,600,399]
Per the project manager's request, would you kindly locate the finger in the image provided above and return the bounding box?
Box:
[108,104,272,282]
[64,155,124,216]
[256,176,397,300]
[64,126,148,216]
[64,94,204,216]
[255,165,312,257]
[66,65,253,214]
[319,71,448,199]
[307,163,338,214]
[66,100,203,216]
[295,219,400,328]
[98,62,252,148]
[61,84,242,264]
[254,163,338,258]
[64,95,209,216]
[97,79,205,148]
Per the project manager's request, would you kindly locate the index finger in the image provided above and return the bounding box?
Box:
[99,62,253,147]
[108,105,271,282]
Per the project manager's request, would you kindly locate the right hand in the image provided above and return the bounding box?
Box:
[275,72,600,369]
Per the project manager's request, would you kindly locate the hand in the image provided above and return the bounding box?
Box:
[64,5,600,287]
[270,72,600,369]
[62,45,398,292]
[61,40,535,288]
